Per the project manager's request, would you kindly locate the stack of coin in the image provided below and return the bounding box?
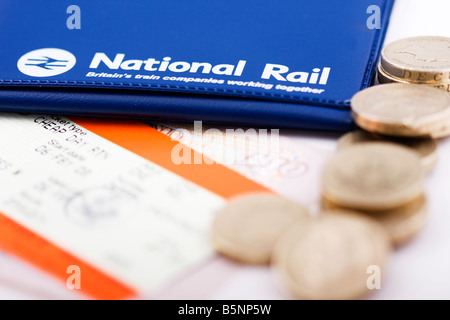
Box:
[325,75,450,246]
[321,143,427,247]
[378,36,450,93]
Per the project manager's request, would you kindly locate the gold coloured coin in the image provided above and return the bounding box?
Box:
[351,83,450,137]
[337,130,438,172]
[322,143,423,211]
[211,193,309,264]
[381,36,450,84]
[271,211,390,300]
[322,195,428,247]
[377,62,409,84]
[377,62,450,93]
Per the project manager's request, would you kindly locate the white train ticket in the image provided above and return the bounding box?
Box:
[0,113,269,299]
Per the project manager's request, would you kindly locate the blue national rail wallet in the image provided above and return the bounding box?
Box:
[0,0,395,131]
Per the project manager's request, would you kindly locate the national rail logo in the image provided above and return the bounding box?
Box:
[17,48,76,77]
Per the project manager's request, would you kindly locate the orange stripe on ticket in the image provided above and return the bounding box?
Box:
[0,117,270,300]
[72,117,271,199]
[0,213,136,300]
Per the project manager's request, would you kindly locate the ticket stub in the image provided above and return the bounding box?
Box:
[0,113,268,299]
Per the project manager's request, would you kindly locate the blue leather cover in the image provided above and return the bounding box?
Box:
[0,0,394,131]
